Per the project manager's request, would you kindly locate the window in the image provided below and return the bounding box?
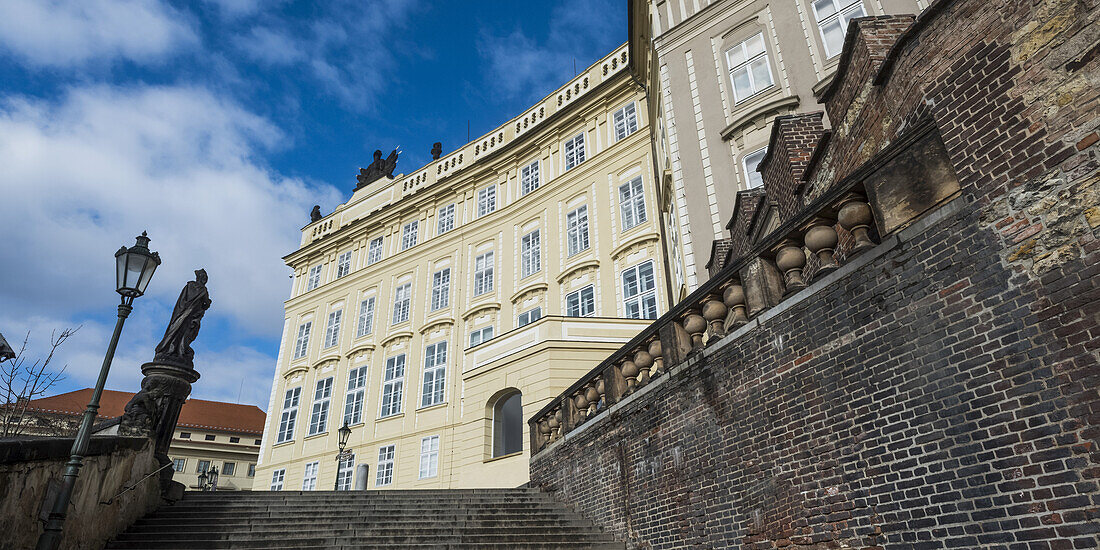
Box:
[401,221,419,250]
[276,387,301,443]
[344,366,368,425]
[229,436,240,443]
[421,342,447,407]
[270,469,285,490]
[564,133,586,170]
[521,230,541,278]
[727,33,774,103]
[356,297,375,337]
[204,434,215,441]
[431,268,450,311]
[172,458,185,472]
[367,236,384,265]
[380,354,405,417]
[306,265,322,291]
[179,432,191,439]
[392,283,411,324]
[517,307,542,327]
[473,252,494,296]
[308,377,334,436]
[566,286,596,317]
[469,326,494,347]
[623,261,658,319]
[492,391,523,457]
[619,177,647,231]
[197,460,211,474]
[336,251,352,278]
[254,439,262,445]
[566,206,590,256]
[419,435,440,479]
[743,148,767,189]
[222,462,236,476]
[478,185,497,216]
[323,309,342,349]
[438,204,455,234]
[292,322,311,360]
[376,445,395,486]
[520,160,540,195]
[336,453,355,491]
[247,464,256,477]
[302,462,319,490]
[813,0,866,57]
[613,102,639,141]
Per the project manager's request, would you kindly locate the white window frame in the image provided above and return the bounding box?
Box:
[564,133,586,170]
[622,260,659,320]
[392,283,412,324]
[308,377,333,436]
[520,160,540,196]
[566,205,590,256]
[376,445,395,486]
[302,461,319,490]
[566,286,596,317]
[270,468,285,490]
[743,147,767,189]
[812,0,866,58]
[431,268,450,311]
[401,220,419,251]
[276,387,301,443]
[437,203,455,234]
[380,354,405,418]
[473,252,494,296]
[306,265,322,291]
[172,458,185,472]
[222,462,236,476]
[336,452,355,491]
[367,236,384,265]
[419,435,440,479]
[726,33,775,103]
[323,309,342,349]
[343,366,368,425]
[196,459,211,474]
[420,341,447,408]
[469,326,494,347]
[613,102,639,141]
[356,297,375,337]
[520,230,541,278]
[619,176,647,231]
[517,307,542,327]
[292,321,311,360]
[247,463,256,477]
[477,185,497,217]
[336,251,352,278]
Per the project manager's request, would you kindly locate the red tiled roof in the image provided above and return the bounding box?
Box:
[20,389,266,435]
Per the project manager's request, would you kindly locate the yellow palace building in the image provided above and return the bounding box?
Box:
[254,45,676,491]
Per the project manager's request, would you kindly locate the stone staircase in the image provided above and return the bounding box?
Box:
[105,488,623,549]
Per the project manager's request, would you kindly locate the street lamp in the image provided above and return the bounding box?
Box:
[197,470,208,490]
[207,466,219,492]
[334,421,353,490]
[37,232,160,550]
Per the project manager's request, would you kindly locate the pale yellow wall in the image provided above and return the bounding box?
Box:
[167,427,261,491]
[255,45,673,492]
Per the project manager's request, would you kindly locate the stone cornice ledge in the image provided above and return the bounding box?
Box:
[720,95,801,141]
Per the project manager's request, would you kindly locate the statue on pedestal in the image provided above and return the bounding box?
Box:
[356,148,400,190]
[153,269,211,369]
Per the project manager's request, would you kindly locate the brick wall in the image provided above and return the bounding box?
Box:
[530,0,1100,547]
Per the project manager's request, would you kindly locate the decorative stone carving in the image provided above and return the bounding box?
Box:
[585,382,600,417]
[573,390,589,423]
[837,194,877,252]
[549,409,561,441]
[682,313,706,350]
[356,148,400,190]
[153,269,212,369]
[431,142,442,160]
[621,360,639,393]
[775,243,808,294]
[634,349,653,386]
[702,298,728,341]
[804,222,840,277]
[723,283,748,329]
[310,205,322,223]
[647,339,664,377]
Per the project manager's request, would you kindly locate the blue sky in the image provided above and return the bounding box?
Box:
[0,0,624,409]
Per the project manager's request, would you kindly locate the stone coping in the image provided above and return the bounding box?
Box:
[0,435,147,465]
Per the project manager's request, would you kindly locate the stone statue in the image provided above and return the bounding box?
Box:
[356,148,400,190]
[431,142,442,160]
[310,205,322,222]
[153,269,212,368]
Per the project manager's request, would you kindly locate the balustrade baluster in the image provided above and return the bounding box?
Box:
[775,240,808,294]
[837,194,877,253]
[723,282,748,331]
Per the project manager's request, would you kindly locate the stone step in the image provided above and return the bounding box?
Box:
[150,504,568,515]
[132,518,597,530]
[166,497,558,508]
[115,530,617,542]
[107,543,624,550]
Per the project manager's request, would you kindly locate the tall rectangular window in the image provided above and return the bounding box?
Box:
[421,342,447,407]
[566,286,596,317]
[566,206,590,256]
[336,453,355,491]
[356,297,375,337]
[473,252,494,296]
[743,148,767,189]
[419,435,440,479]
[619,177,647,231]
[520,160,540,195]
[306,265,322,291]
[323,309,342,349]
[813,0,865,57]
[469,326,494,347]
[613,102,639,141]
[517,307,542,327]
[376,445,395,486]
[727,33,774,103]
[197,460,211,474]
[478,185,497,217]
[302,461,319,490]
[222,462,236,476]
[392,283,411,324]
[308,377,333,436]
[367,236,384,265]
[380,354,405,417]
[336,251,352,278]
[431,269,450,311]
[401,220,419,250]
[172,458,185,472]
[276,387,301,443]
[521,230,541,278]
[248,464,256,477]
[270,468,285,490]
[292,322,311,359]
[437,204,455,234]
[564,133,586,170]
[343,366,368,425]
[623,261,658,319]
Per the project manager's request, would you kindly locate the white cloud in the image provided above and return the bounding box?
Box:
[236,27,306,66]
[0,0,198,68]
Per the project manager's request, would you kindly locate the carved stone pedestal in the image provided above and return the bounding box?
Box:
[119,361,200,496]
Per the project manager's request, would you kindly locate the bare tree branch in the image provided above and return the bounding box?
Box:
[1,327,78,438]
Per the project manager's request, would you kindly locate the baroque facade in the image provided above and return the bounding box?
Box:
[255,46,673,491]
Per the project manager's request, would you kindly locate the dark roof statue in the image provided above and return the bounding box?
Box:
[431,142,442,160]
[153,269,212,369]
[356,148,400,190]
[310,205,322,223]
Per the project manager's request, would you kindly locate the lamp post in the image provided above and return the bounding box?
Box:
[36,232,160,550]
[197,470,208,491]
[334,421,352,490]
[207,466,219,492]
